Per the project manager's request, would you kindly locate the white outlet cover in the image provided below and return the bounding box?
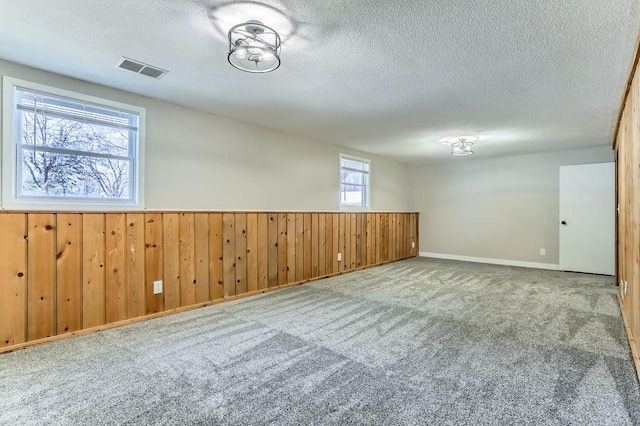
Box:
[337,253,342,261]
[153,280,163,294]
[540,249,546,256]
[411,242,415,248]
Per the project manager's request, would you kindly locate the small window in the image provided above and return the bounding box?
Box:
[2,77,145,209]
[340,154,370,208]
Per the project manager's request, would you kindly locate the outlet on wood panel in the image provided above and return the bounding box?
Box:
[153,280,163,295]
[337,253,342,261]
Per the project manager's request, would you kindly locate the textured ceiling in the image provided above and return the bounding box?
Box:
[0,0,638,164]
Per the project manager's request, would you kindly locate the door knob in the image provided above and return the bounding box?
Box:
[560,221,567,225]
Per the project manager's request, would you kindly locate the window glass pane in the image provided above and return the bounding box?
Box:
[341,169,365,185]
[21,148,130,199]
[19,111,130,157]
[341,159,369,172]
[341,184,365,206]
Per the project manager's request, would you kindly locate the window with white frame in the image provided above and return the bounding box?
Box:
[340,154,370,208]
[2,77,145,208]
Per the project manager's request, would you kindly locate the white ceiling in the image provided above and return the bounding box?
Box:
[0,0,638,164]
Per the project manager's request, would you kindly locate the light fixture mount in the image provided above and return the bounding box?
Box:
[228,20,281,73]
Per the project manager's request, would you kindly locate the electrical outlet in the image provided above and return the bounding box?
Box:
[153,280,163,295]
[411,242,415,248]
[337,253,342,262]
[624,281,628,296]
[540,249,546,256]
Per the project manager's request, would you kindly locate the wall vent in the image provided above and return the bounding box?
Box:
[116,57,168,79]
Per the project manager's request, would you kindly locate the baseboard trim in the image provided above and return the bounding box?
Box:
[419,252,560,271]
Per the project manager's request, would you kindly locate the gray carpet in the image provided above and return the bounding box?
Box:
[1,257,639,425]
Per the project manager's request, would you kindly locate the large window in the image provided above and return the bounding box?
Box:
[2,77,145,209]
[340,154,370,208]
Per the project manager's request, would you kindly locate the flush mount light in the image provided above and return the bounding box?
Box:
[449,137,476,156]
[228,20,281,73]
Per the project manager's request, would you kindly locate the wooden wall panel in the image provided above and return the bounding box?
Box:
[27,214,56,340]
[126,214,146,319]
[295,213,304,282]
[82,214,105,328]
[246,213,258,293]
[311,214,319,278]
[0,211,418,351]
[257,213,269,290]
[145,214,164,314]
[287,214,296,283]
[179,214,196,307]
[163,214,181,310]
[318,214,326,277]
[616,52,640,380]
[0,214,27,348]
[194,214,210,304]
[268,214,278,287]
[105,214,126,323]
[210,214,224,299]
[303,213,312,280]
[278,213,287,286]
[235,213,247,295]
[222,213,236,297]
[56,213,82,334]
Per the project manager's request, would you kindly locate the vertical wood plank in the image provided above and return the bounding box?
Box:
[235,213,247,295]
[179,214,196,307]
[366,213,373,266]
[304,213,312,279]
[332,214,339,273]
[268,213,279,287]
[222,213,236,297]
[326,213,334,275]
[350,213,357,270]
[105,214,126,323]
[339,214,347,272]
[295,213,304,282]
[56,213,82,334]
[319,213,326,277]
[311,213,319,277]
[163,213,181,310]
[356,214,363,268]
[27,213,56,340]
[376,213,383,264]
[195,214,210,303]
[246,213,258,293]
[145,214,164,314]
[82,214,105,328]
[278,213,287,285]
[257,213,269,290]
[210,214,224,300]
[126,214,146,319]
[287,213,296,283]
[0,214,27,347]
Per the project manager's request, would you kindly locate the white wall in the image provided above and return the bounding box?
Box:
[412,146,614,265]
[0,59,414,211]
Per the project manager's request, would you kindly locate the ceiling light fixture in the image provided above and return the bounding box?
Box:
[228,20,281,73]
[450,138,475,156]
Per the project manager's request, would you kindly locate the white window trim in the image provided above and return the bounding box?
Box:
[339,153,371,211]
[2,76,146,211]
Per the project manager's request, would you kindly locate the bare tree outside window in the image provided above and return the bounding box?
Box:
[15,89,138,202]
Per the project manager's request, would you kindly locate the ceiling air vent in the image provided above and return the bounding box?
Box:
[116,57,168,79]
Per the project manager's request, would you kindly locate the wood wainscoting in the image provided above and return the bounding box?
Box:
[614,35,640,380]
[0,211,418,353]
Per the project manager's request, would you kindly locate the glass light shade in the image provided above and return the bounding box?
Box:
[451,141,474,156]
[228,21,281,73]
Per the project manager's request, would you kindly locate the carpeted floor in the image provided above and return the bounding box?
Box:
[1,257,639,425]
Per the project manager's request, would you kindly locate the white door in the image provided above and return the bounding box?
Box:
[559,163,615,275]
